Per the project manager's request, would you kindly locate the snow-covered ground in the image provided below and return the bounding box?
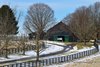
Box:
[45,52,100,67]
[44,41,65,45]
[44,45,100,67]
[0,55,30,62]
[25,43,63,56]
[0,40,99,67]
[0,43,64,62]
[8,54,29,59]
[40,43,63,55]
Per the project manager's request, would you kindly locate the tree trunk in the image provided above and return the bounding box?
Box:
[36,43,40,67]
[22,44,25,55]
[5,45,8,58]
[84,39,87,45]
[96,32,99,40]
[36,33,40,67]
[23,49,25,55]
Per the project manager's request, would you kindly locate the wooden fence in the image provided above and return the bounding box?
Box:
[0,45,36,57]
[0,47,98,67]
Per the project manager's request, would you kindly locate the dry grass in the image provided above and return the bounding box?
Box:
[75,42,93,49]
[66,63,100,67]
[65,56,100,67]
[64,42,94,49]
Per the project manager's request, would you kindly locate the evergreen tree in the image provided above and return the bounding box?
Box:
[0,5,19,58]
[0,5,18,35]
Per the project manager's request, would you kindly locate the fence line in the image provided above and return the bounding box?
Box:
[0,45,37,57]
[0,47,98,67]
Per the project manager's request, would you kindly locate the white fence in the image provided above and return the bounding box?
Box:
[0,47,98,67]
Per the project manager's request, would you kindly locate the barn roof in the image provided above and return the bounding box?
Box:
[47,21,72,35]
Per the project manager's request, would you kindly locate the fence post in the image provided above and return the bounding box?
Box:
[10,64,14,67]
[75,54,77,59]
[73,54,75,59]
[67,56,69,61]
[31,61,34,67]
[24,62,26,67]
[64,56,65,62]
[56,57,58,63]
[49,58,51,65]
[19,63,22,67]
[81,52,83,57]
[59,57,61,63]
[42,60,44,66]
[72,54,74,60]
[46,59,48,66]
[16,63,18,67]
[79,52,82,58]
[55,57,57,63]
[84,51,85,57]
[88,50,90,56]
[88,50,90,55]
[86,51,88,56]
[52,58,54,64]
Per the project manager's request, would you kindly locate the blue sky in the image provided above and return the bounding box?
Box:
[0,0,100,33]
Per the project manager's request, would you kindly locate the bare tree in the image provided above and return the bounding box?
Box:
[88,2,100,40]
[24,3,55,67]
[16,34,28,55]
[64,6,96,45]
[3,36,12,58]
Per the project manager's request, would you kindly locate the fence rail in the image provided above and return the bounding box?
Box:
[0,45,37,57]
[0,47,98,67]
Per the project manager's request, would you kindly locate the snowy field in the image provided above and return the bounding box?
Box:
[0,41,99,67]
[25,43,63,56]
[44,41,65,45]
[0,42,64,62]
[45,52,100,67]
[44,45,100,67]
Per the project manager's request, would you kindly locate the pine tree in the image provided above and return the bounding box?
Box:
[0,5,19,58]
[0,5,18,35]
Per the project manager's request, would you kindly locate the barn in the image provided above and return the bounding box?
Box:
[46,22,78,42]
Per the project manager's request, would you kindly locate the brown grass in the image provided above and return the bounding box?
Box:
[66,63,100,67]
[66,62,100,67]
[75,42,93,49]
[65,56,100,67]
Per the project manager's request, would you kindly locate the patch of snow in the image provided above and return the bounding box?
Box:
[40,44,63,55]
[0,55,30,62]
[25,50,37,56]
[0,43,64,62]
[0,57,8,60]
[44,41,65,45]
[25,43,63,56]
[73,46,78,50]
[99,45,100,49]
[67,46,77,52]
[0,41,98,64]
[8,54,29,59]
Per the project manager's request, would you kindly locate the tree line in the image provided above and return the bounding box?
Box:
[23,2,100,67]
[0,2,100,67]
[63,2,100,45]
